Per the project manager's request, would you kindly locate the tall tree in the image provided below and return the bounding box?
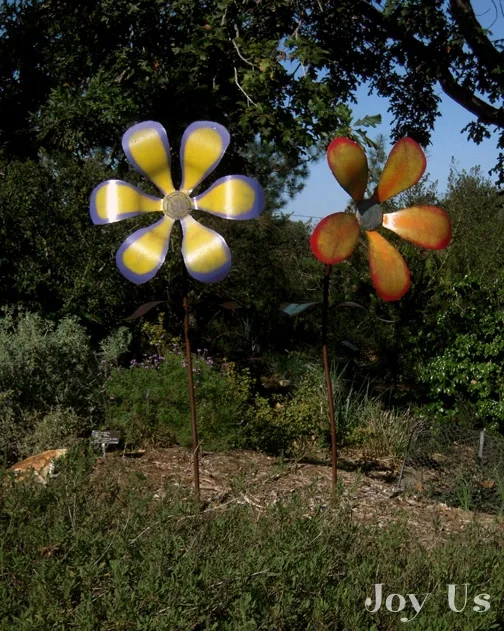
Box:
[1,1,502,180]
[310,0,504,180]
[0,0,366,177]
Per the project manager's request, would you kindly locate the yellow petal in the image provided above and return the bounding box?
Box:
[116,216,174,284]
[193,175,264,220]
[367,231,410,301]
[179,122,230,193]
[90,180,162,224]
[122,121,175,195]
[383,206,452,249]
[327,137,368,202]
[310,212,360,264]
[373,138,426,202]
[181,216,231,282]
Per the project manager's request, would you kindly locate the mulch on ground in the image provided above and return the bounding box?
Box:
[91,446,504,548]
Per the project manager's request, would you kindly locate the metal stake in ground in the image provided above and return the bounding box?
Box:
[182,266,200,498]
[321,264,337,488]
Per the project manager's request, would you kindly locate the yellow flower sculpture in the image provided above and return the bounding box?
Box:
[90,121,264,283]
[310,137,452,301]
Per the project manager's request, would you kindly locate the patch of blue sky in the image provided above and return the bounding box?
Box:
[283,0,504,221]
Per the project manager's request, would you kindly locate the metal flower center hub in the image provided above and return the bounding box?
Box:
[162,191,192,220]
[356,199,383,231]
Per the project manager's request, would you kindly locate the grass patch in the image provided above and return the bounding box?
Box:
[1,446,503,630]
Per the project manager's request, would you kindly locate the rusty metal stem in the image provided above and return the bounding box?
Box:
[182,272,200,498]
[322,264,337,488]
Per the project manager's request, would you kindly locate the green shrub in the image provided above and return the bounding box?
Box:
[0,391,19,464]
[0,310,131,462]
[104,338,252,451]
[0,309,93,412]
[19,405,89,457]
[0,400,87,465]
[407,275,504,431]
[243,363,402,457]
[98,325,132,366]
[106,314,411,458]
[244,367,328,455]
[106,325,336,455]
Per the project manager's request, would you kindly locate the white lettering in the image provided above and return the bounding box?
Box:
[447,584,469,612]
[365,583,383,613]
[473,593,491,612]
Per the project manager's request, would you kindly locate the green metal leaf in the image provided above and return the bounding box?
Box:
[279,302,320,316]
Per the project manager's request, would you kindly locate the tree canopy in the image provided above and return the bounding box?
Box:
[1,0,503,181]
[313,0,504,179]
[0,0,361,176]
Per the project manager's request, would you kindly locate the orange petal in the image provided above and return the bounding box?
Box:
[383,206,452,250]
[367,231,410,301]
[310,212,360,264]
[373,138,426,202]
[326,138,368,202]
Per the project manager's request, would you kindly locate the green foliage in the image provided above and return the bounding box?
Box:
[1,447,504,629]
[0,310,131,462]
[104,324,252,450]
[440,166,504,282]
[244,370,327,456]
[0,148,320,351]
[98,326,132,365]
[249,357,407,458]
[0,310,94,413]
[190,213,322,358]
[17,406,87,459]
[3,0,502,182]
[410,275,504,430]
[334,166,504,436]
[0,393,18,464]
[0,0,368,173]
[104,317,409,457]
[0,152,187,330]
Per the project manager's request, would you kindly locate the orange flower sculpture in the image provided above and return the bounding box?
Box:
[310,137,452,301]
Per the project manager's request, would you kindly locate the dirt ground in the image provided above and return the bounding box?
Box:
[92,446,504,548]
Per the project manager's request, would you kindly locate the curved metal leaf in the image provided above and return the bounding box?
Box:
[124,300,168,321]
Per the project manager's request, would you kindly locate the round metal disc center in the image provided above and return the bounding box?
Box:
[162,191,192,220]
[356,199,383,231]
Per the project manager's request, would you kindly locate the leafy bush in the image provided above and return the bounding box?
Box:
[18,406,88,457]
[0,310,131,462]
[240,362,406,458]
[0,391,19,464]
[106,333,334,455]
[407,275,504,431]
[98,326,132,366]
[244,364,330,455]
[104,336,252,451]
[0,153,180,332]
[105,315,412,457]
[0,309,93,412]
